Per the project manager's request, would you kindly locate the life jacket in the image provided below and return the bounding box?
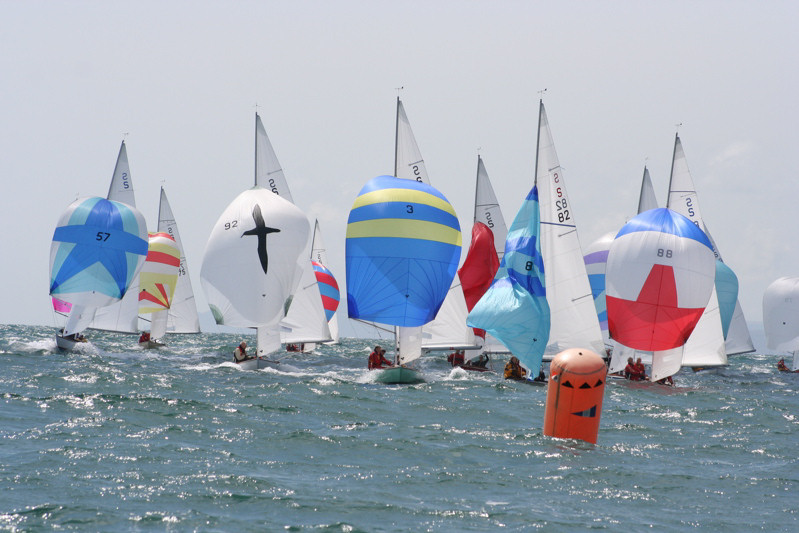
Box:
[234,344,247,362]
[368,351,381,369]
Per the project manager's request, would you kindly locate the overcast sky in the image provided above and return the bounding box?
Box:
[3,1,797,347]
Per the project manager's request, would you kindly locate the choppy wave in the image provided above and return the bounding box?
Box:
[0,324,797,531]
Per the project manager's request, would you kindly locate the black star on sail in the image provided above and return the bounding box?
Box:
[241,204,280,274]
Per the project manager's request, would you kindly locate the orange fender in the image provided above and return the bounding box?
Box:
[543,348,607,444]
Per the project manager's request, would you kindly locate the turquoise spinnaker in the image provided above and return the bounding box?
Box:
[346,175,461,327]
[715,260,739,339]
[467,186,550,372]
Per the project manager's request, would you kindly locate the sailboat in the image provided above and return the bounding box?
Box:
[346,174,462,384]
[442,155,509,369]
[605,208,716,381]
[251,113,332,355]
[137,232,181,348]
[154,186,201,336]
[534,101,605,359]
[347,97,463,382]
[763,277,799,372]
[467,185,550,379]
[50,196,149,350]
[88,141,144,335]
[310,219,341,344]
[665,134,753,368]
[200,115,311,370]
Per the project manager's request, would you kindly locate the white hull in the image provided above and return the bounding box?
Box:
[55,334,88,352]
[235,357,299,372]
[139,339,166,349]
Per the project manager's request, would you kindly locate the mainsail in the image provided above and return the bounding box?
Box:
[535,101,604,357]
[253,113,330,351]
[310,220,340,343]
[156,187,201,334]
[666,134,752,365]
[89,141,143,333]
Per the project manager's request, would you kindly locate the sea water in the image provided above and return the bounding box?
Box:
[1,324,797,532]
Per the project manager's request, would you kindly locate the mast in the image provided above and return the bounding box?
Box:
[533,100,543,187]
[665,132,679,208]
[254,112,259,187]
[394,97,400,177]
[473,155,481,223]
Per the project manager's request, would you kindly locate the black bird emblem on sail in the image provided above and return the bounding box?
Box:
[241,204,280,274]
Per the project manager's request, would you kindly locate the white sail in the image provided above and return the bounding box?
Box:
[256,324,283,357]
[90,141,143,334]
[666,134,727,367]
[310,220,340,343]
[763,277,799,371]
[652,347,684,383]
[637,166,659,214]
[474,155,509,260]
[679,286,727,367]
[395,98,432,361]
[395,98,430,184]
[281,254,332,344]
[421,280,477,350]
[534,101,604,356]
[255,113,294,203]
[157,187,201,333]
[200,187,310,329]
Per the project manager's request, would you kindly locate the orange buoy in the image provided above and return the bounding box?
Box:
[543,348,607,444]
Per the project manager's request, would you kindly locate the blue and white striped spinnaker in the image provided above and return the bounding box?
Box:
[467,186,551,373]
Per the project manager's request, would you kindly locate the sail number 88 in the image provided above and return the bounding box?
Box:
[657,248,673,258]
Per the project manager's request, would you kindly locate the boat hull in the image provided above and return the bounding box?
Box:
[236,357,277,371]
[375,366,424,384]
[139,339,166,349]
[55,334,88,352]
[458,364,493,373]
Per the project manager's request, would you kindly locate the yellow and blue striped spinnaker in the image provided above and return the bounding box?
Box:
[346,175,462,327]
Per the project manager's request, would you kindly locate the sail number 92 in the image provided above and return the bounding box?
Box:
[224,220,239,230]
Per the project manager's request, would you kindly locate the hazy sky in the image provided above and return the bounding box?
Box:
[3,1,797,347]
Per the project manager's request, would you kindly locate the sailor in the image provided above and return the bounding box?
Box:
[368,346,394,369]
[447,350,465,367]
[503,356,527,380]
[139,331,150,344]
[634,357,647,380]
[233,341,250,363]
[468,353,490,368]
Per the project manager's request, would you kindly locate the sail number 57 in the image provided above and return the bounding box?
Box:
[95,232,110,241]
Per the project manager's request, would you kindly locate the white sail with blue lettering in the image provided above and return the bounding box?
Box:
[156,187,201,334]
[535,101,604,357]
[468,186,550,373]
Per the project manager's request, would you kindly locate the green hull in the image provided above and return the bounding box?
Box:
[375,366,424,384]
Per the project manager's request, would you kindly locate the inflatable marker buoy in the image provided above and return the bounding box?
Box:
[543,348,607,444]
